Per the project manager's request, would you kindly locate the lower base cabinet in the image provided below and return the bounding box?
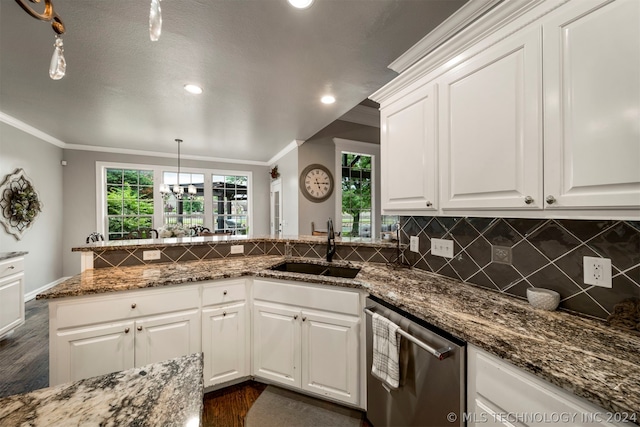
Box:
[0,257,25,339]
[467,345,628,427]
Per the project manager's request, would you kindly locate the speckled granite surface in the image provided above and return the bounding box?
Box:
[37,256,640,421]
[0,251,27,261]
[0,353,203,426]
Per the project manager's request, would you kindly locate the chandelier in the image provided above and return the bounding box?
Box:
[160,139,196,200]
[15,0,163,80]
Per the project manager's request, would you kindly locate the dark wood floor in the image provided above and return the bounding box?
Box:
[1,299,372,427]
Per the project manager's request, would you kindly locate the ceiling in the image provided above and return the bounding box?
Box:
[0,0,468,163]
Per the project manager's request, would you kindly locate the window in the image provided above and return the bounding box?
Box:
[212,174,249,235]
[162,172,205,228]
[106,168,154,240]
[340,153,372,237]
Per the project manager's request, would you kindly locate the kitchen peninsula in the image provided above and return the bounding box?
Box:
[38,237,640,423]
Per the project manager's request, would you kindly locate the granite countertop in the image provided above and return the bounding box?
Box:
[0,353,204,426]
[0,251,28,262]
[37,256,640,421]
[71,234,400,251]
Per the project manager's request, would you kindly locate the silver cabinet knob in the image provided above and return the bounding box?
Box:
[131,303,137,309]
[223,290,228,296]
[124,328,130,334]
[426,201,432,207]
[223,312,227,317]
[137,326,143,331]
[524,196,534,205]
[293,315,298,320]
[302,317,307,322]
[545,195,556,205]
[8,265,15,270]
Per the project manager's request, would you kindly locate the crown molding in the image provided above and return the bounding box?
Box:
[0,111,67,148]
[268,139,304,166]
[339,105,380,128]
[388,0,503,74]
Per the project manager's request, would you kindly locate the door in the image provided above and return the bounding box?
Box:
[439,26,543,210]
[0,273,24,337]
[543,0,640,209]
[381,83,438,211]
[301,310,360,405]
[252,302,301,387]
[54,320,135,384]
[202,302,249,387]
[270,179,283,236]
[134,309,200,367]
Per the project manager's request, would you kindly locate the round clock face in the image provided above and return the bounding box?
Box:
[300,164,334,203]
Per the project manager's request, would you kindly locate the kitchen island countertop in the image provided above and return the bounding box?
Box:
[37,255,640,422]
[0,353,204,426]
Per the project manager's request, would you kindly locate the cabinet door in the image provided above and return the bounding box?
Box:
[252,302,301,387]
[301,310,360,405]
[134,309,200,367]
[439,26,543,210]
[381,83,438,211]
[543,0,640,209]
[202,303,249,387]
[53,321,135,385]
[0,273,24,337]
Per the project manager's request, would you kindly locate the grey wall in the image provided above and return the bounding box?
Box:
[298,120,380,235]
[0,122,64,295]
[271,147,299,236]
[62,149,270,276]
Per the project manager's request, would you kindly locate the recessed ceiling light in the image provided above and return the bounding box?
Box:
[321,95,336,104]
[184,84,203,95]
[288,0,314,9]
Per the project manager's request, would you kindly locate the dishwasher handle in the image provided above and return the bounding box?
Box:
[365,306,453,361]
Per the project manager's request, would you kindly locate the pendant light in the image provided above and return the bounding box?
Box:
[160,139,196,200]
[149,0,162,41]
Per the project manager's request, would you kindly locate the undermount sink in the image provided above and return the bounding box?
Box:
[269,261,361,279]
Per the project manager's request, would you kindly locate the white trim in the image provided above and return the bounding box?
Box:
[333,138,380,239]
[25,276,71,301]
[388,0,504,73]
[268,140,304,165]
[0,111,66,148]
[339,105,380,128]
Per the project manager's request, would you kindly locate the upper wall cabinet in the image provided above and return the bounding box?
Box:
[439,26,543,210]
[380,83,438,211]
[543,0,640,209]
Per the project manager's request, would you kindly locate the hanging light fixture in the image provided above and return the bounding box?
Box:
[149,0,162,41]
[160,139,197,200]
[15,0,66,80]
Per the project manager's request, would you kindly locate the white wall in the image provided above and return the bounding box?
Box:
[0,122,64,296]
[271,147,299,236]
[62,149,270,276]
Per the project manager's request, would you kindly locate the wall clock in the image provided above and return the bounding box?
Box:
[300,164,334,203]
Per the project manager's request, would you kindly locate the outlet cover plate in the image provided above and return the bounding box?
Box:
[410,236,419,253]
[143,250,161,261]
[230,245,244,255]
[583,256,612,288]
[431,238,453,258]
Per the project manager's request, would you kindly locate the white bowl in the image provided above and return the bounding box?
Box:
[526,288,560,311]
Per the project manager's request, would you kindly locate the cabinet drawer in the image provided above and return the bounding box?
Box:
[0,257,24,279]
[54,284,200,329]
[202,279,246,306]
[253,279,360,315]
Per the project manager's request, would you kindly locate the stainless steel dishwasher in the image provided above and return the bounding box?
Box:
[365,296,466,426]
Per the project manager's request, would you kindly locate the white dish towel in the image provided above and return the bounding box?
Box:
[371,312,401,390]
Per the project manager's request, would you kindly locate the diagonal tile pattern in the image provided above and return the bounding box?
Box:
[400,216,640,320]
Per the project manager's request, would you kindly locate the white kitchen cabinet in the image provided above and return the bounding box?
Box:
[49,284,201,385]
[542,0,640,209]
[439,25,543,210]
[467,345,628,427]
[252,279,363,406]
[0,256,25,339]
[380,82,438,212]
[201,278,250,387]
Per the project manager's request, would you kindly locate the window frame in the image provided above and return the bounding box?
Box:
[96,161,253,240]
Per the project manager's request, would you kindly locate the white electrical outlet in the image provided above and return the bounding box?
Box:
[410,236,419,253]
[142,250,161,261]
[230,245,244,255]
[583,256,612,288]
[431,238,454,258]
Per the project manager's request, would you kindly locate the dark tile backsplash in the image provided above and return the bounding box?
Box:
[400,216,640,320]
